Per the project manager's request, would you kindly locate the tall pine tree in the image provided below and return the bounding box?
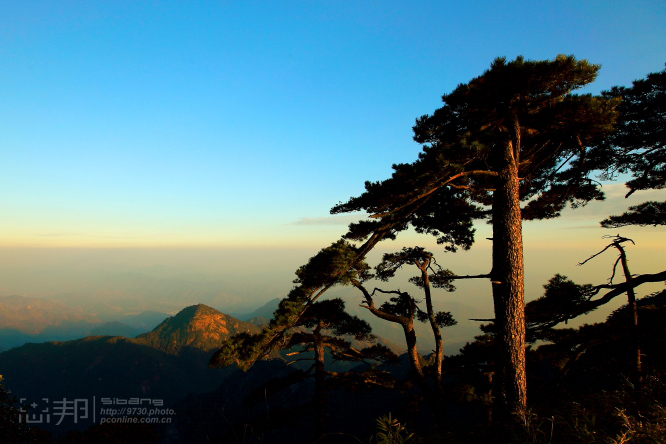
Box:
[333,55,618,419]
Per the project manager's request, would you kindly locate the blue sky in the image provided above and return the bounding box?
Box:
[1,0,665,249]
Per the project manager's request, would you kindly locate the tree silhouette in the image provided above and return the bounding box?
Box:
[210,241,396,440]
[595,67,665,230]
[526,269,666,335]
[333,55,618,420]
[526,272,666,335]
[210,240,366,371]
[372,247,456,391]
[577,236,643,384]
[525,274,596,337]
[600,201,666,228]
[595,67,665,196]
[0,376,50,444]
[530,290,666,395]
[277,298,396,439]
[526,235,666,387]
[350,284,427,391]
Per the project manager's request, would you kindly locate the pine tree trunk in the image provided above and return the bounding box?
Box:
[351,281,430,394]
[313,325,326,440]
[490,139,527,423]
[616,243,642,385]
[423,272,443,391]
[403,322,426,385]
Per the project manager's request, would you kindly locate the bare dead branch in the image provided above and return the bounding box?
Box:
[577,242,616,266]
[577,235,635,267]
[449,273,492,280]
[609,255,622,284]
[373,288,411,297]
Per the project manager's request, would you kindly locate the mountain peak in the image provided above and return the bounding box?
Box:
[167,304,234,337]
[136,304,260,354]
[179,303,221,318]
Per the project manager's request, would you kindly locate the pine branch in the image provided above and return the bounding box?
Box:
[369,169,498,219]
[529,270,666,331]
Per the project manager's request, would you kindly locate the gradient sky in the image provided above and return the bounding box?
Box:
[0,2,664,322]
[1,0,665,249]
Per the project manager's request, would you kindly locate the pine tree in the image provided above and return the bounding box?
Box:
[332,55,618,420]
[210,241,396,440]
[372,247,456,391]
[595,67,665,197]
[210,240,367,371]
[594,67,665,229]
[279,298,393,439]
[601,201,666,228]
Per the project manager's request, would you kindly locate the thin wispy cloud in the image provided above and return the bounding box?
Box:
[291,214,369,226]
[38,232,82,237]
[37,232,176,240]
[552,184,665,222]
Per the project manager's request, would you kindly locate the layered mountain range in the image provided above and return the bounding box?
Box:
[0,303,260,400]
[0,303,273,438]
[0,301,423,441]
[0,295,169,350]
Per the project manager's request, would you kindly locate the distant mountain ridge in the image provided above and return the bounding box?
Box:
[87,321,144,338]
[0,295,171,350]
[0,295,101,334]
[118,310,171,331]
[241,297,281,323]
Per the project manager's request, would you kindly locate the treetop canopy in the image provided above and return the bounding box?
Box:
[333,55,619,246]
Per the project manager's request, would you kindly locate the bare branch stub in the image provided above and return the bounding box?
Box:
[577,235,635,268]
